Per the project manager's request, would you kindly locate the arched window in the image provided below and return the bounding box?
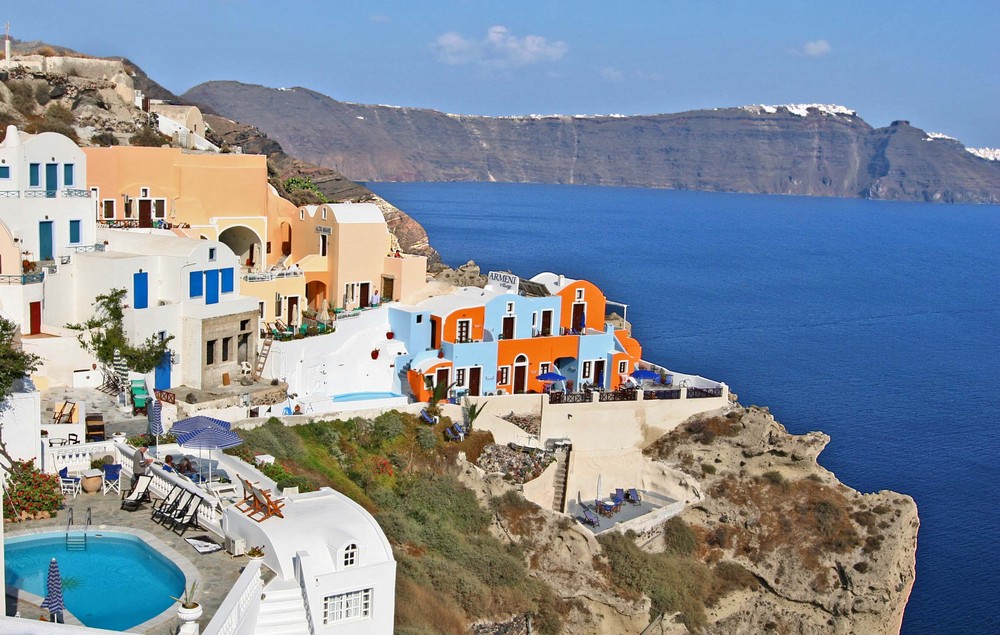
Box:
[343,543,358,567]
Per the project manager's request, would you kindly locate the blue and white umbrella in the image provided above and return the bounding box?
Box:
[39,557,65,622]
[630,369,660,382]
[177,426,243,484]
[148,399,163,454]
[171,415,231,435]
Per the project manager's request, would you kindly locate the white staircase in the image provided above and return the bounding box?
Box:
[253,580,311,635]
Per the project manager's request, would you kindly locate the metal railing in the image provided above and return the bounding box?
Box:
[72,243,106,253]
[643,388,682,400]
[549,391,591,405]
[599,389,638,402]
[62,189,91,198]
[97,219,140,229]
[0,190,19,198]
[0,272,44,285]
[688,386,723,399]
[24,190,56,198]
[243,268,304,282]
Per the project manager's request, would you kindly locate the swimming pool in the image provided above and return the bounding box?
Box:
[332,391,404,402]
[4,531,186,630]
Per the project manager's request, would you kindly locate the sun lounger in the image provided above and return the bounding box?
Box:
[419,409,439,424]
[151,485,183,521]
[626,488,642,505]
[168,496,204,535]
[159,490,195,525]
[121,474,153,511]
[613,488,626,506]
[582,509,600,527]
[235,475,267,515]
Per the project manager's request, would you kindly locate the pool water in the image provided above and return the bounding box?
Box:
[332,391,404,402]
[4,532,185,630]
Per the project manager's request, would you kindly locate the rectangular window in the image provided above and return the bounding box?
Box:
[456,368,466,386]
[0,166,10,179]
[125,199,133,218]
[206,339,216,365]
[140,187,149,197]
[221,268,235,293]
[69,220,81,244]
[29,163,40,187]
[456,319,471,343]
[208,247,217,261]
[498,366,510,385]
[189,270,203,298]
[323,589,372,624]
[103,199,115,219]
[63,164,75,186]
[259,302,265,319]
[320,233,328,257]
[240,319,250,331]
[321,208,327,220]
[540,362,550,375]
[153,199,166,218]
[275,296,282,316]
[618,360,628,374]
[532,312,538,327]
[576,288,585,300]
[582,361,592,380]
[416,314,423,324]
[222,337,232,362]
[506,302,514,313]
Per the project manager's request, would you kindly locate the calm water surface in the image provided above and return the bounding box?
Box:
[369,181,1000,634]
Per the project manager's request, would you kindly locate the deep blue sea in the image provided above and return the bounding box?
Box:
[368,181,1000,634]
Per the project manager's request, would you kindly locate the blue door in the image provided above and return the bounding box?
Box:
[155,350,171,390]
[45,163,58,198]
[205,269,219,305]
[133,271,149,309]
[38,221,54,261]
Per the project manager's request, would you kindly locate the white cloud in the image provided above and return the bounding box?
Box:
[431,25,567,69]
[600,65,625,82]
[802,39,832,57]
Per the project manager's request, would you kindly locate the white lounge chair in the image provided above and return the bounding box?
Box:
[121,474,153,511]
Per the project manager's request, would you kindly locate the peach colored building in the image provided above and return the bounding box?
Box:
[84,147,427,328]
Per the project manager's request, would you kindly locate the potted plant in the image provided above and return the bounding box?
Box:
[247,545,266,560]
[171,582,202,622]
[371,348,380,360]
[386,331,394,339]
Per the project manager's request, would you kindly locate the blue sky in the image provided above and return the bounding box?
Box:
[7,1,999,147]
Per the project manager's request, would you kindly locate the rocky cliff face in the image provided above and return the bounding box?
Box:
[184,81,1000,204]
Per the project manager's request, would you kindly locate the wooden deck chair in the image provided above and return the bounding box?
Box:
[234,475,264,515]
[248,484,285,522]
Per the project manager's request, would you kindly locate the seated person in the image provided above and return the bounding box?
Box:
[177,458,197,477]
[163,455,176,472]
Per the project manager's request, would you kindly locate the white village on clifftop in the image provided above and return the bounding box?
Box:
[0,51,730,635]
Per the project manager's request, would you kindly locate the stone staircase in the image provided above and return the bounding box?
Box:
[253,580,310,635]
[551,447,570,513]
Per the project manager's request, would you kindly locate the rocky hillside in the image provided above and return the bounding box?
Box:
[184,81,1000,204]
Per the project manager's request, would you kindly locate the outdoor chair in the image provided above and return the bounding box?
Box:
[59,467,81,498]
[158,490,194,525]
[596,500,615,518]
[102,464,122,495]
[248,484,285,522]
[121,474,153,511]
[582,508,601,527]
[67,433,79,444]
[239,361,252,377]
[613,489,626,506]
[419,409,439,425]
[151,485,183,521]
[235,475,266,516]
[169,497,204,535]
[444,426,459,442]
[85,415,106,442]
[626,488,642,505]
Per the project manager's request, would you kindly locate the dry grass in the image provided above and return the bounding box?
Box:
[395,576,469,635]
[492,490,544,537]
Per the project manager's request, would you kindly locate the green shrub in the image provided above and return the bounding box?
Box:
[701,463,717,475]
[762,470,785,486]
[416,426,437,450]
[661,516,698,556]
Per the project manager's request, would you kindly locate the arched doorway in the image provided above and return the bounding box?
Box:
[280,222,292,257]
[306,280,328,311]
[219,226,263,269]
[513,354,528,394]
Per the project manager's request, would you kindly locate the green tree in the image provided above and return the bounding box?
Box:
[66,288,173,373]
[282,176,329,205]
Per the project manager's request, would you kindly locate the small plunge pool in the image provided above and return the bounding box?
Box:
[4,531,186,630]
[332,391,404,402]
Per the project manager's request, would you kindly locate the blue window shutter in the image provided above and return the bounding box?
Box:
[205,269,219,305]
[63,164,75,186]
[69,220,81,244]
[221,267,234,293]
[29,163,40,186]
[189,270,203,298]
[133,272,149,310]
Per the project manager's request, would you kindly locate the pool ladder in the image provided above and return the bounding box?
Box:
[65,507,92,551]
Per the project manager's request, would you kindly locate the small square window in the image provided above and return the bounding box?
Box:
[140,187,149,197]
[618,360,628,374]
[208,248,217,261]
[240,319,250,331]
[416,314,423,324]
[506,302,514,313]
[576,289,585,300]
[0,166,10,179]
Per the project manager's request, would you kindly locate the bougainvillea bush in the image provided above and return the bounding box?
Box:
[3,460,63,521]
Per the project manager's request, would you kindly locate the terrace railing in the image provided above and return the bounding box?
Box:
[72,243,107,253]
[598,389,638,403]
[0,272,44,285]
[688,386,723,399]
[643,388,682,400]
[549,391,591,405]
[243,269,304,282]
[97,219,140,229]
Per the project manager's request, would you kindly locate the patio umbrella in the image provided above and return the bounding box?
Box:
[112,349,129,395]
[630,369,660,382]
[176,426,243,484]
[148,399,163,454]
[170,415,231,435]
[536,371,567,382]
[40,558,65,623]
